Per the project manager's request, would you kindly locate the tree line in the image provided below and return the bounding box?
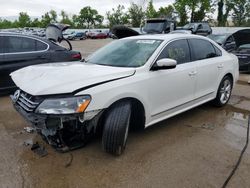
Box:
[0,0,249,29]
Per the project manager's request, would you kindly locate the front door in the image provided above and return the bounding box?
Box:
[148,39,197,123]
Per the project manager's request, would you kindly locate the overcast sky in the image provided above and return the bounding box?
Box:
[1,0,174,19]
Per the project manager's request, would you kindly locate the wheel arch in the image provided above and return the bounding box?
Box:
[99,97,146,132]
[223,72,234,87]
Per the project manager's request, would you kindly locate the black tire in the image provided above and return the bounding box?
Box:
[213,75,233,107]
[102,101,131,155]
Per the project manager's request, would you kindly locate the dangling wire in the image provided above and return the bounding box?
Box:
[222,115,250,188]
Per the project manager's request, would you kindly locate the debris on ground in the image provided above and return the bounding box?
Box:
[201,123,215,130]
[65,153,73,168]
[31,142,48,157]
[23,139,33,146]
[24,127,35,133]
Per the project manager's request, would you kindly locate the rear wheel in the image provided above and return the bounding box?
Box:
[213,76,232,106]
[102,101,131,155]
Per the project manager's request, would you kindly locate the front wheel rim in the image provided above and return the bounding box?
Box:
[220,79,231,104]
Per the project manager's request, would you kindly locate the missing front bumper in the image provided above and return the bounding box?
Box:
[12,99,103,152]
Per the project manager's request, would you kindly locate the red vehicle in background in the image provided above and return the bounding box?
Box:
[89,32,107,39]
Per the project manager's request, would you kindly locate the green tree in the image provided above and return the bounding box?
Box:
[40,12,52,27]
[174,0,188,25]
[30,18,41,27]
[60,10,73,26]
[146,0,158,18]
[231,0,250,26]
[49,10,57,23]
[106,5,129,27]
[157,5,175,18]
[128,3,145,27]
[40,10,58,27]
[174,0,213,23]
[217,0,233,26]
[0,19,13,29]
[17,12,31,27]
[72,14,81,28]
[78,6,103,29]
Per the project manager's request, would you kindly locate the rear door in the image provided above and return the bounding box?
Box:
[1,35,50,89]
[188,38,222,99]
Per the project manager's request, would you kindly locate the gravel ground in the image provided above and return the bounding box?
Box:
[0,39,250,188]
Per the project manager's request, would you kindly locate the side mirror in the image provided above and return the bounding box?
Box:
[151,58,177,71]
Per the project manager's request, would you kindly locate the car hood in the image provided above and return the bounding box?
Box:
[11,62,135,96]
[232,29,250,47]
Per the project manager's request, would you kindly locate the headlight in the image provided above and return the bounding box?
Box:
[35,96,91,114]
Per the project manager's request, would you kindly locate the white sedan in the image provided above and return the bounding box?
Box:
[10,34,239,155]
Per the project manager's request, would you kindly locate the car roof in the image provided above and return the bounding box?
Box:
[209,33,232,36]
[121,33,208,41]
[0,32,48,41]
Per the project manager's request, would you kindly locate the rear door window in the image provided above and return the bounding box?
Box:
[4,36,48,53]
[188,39,217,61]
[157,39,191,64]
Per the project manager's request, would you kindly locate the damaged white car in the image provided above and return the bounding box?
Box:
[11,34,239,155]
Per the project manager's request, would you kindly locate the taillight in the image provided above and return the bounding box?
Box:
[71,53,81,60]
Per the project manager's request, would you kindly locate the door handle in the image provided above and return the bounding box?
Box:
[188,71,197,76]
[218,64,224,69]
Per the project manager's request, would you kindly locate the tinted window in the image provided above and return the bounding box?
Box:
[4,36,47,53]
[36,40,48,50]
[203,24,210,30]
[213,45,222,56]
[157,39,191,64]
[226,36,234,43]
[189,39,217,61]
[197,24,203,30]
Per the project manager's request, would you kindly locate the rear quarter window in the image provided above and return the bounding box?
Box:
[188,38,217,61]
[36,40,48,51]
[213,45,222,56]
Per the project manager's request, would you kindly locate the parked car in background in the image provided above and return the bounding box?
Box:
[0,32,82,93]
[182,22,212,36]
[231,29,250,72]
[232,44,250,72]
[63,31,75,38]
[90,32,107,39]
[208,33,236,52]
[10,34,238,155]
[67,32,87,40]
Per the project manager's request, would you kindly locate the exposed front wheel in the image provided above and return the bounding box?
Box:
[102,101,131,155]
[213,76,233,106]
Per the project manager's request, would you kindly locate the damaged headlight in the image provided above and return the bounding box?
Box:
[35,96,91,115]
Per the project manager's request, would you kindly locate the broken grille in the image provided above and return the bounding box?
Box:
[16,91,40,112]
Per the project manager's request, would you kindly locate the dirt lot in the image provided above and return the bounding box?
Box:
[1,39,250,188]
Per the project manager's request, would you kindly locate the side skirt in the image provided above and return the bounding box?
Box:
[146,92,214,128]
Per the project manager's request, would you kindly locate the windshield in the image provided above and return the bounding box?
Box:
[85,39,162,67]
[183,23,196,30]
[144,22,165,33]
[208,35,227,44]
